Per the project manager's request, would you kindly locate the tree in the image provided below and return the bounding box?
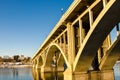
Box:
[0,56,3,62]
[13,55,20,62]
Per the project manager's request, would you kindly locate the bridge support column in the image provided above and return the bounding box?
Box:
[41,65,57,73]
[64,22,75,80]
[40,66,50,73]
[32,61,36,68]
[36,64,40,69]
[64,67,73,80]
[67,22,75,65]
[103,0,108,7]
[64,70,114,80]
[32,64,36,68]
[41,65,45,73]
[33,60,37,69]
[36,57,41,69]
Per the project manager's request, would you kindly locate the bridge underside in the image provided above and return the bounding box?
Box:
[74,0,120,72]
[99,33,120,70]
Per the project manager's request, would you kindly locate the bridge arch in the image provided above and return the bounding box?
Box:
[45,43,69,71]
[37,55,43,67]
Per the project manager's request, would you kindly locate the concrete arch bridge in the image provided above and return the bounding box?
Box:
[32,0,120,80]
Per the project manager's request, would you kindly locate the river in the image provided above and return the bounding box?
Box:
[0,62,120,80]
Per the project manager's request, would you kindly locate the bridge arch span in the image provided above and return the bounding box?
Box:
[37,55,43,67]
[45,43,69,71]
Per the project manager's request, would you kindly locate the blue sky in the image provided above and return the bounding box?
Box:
[0,0,72,57]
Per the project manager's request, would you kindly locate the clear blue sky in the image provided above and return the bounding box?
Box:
[0,0,72,57]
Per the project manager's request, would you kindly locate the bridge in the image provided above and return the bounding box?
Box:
[32,0,120,80]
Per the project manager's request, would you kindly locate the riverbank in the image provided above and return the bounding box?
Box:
[0,64,32,68]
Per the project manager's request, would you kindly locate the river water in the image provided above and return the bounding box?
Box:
[0,63,120,80]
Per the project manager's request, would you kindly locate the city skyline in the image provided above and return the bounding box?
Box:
[0,0,72,57]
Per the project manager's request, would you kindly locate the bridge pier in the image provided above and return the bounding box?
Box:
[36,64,41,69]
[64,67,73,80]
[40,66,53,73]
[64,70,114,80]
[40,66,64,73]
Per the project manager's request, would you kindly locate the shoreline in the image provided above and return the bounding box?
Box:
[0,64,32,68]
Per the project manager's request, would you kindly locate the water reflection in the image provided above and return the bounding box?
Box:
[32,68,63,80]
[32,69,41,80]
[0,65,119,80]
[0,68,32,80]
[32,63,120,80]
[12,68,18,78]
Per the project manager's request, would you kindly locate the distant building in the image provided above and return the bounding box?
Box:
[3,56,10,59]
[19,55,25,61]
[0,55,31,64]
[3,55,13,62]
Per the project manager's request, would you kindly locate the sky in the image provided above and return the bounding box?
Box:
[0,0,73,57]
